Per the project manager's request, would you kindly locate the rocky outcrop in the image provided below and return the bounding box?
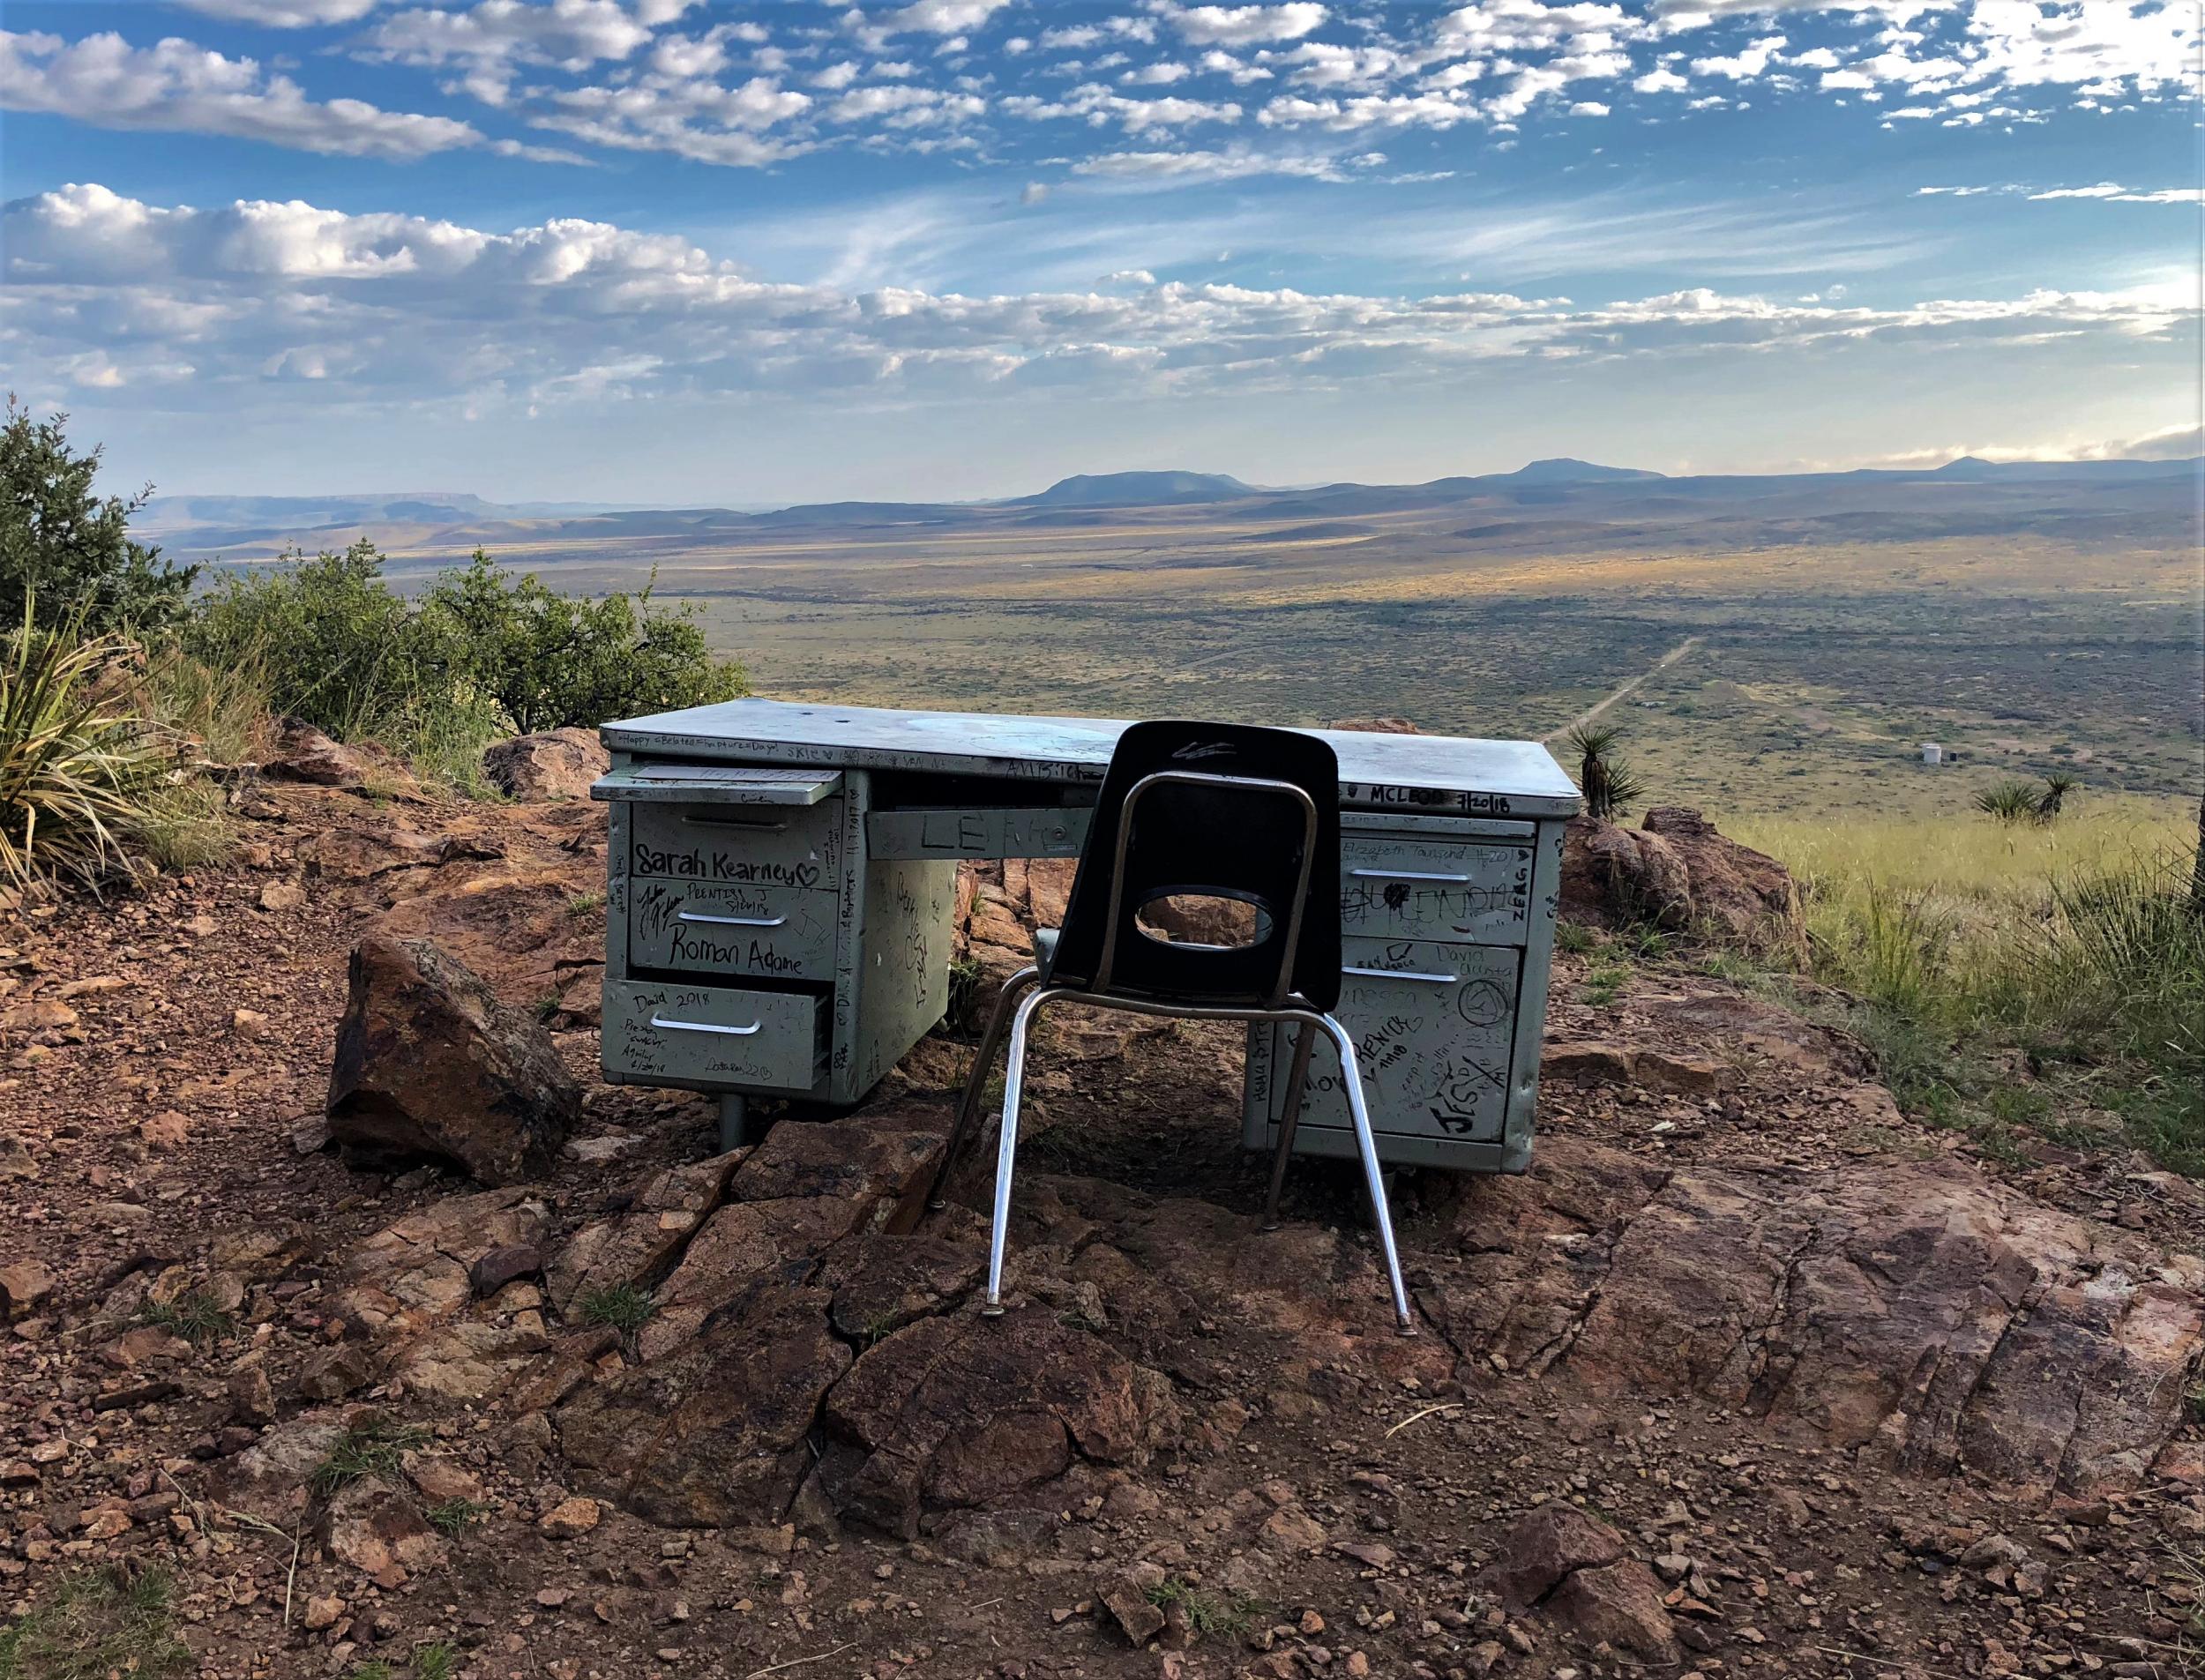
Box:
[557,1282,854,1527]
[818,1304,1176,1538]
[326,935,579,1184]
[636,1110,942,1359]
[482,728,611,803]
[1562,805,1805,954]
[1417,1139,2203,1494]
[263,718,418,796]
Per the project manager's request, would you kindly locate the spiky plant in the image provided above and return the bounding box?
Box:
[0,604,169,889]
[1564,724,1647,821]
[1973,780,2041,825]
[2035,773,2080,821]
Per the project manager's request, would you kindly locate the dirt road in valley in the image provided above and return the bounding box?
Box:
[1546,633,1705,743]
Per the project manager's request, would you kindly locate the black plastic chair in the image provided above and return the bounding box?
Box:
[926,720,1415,1333]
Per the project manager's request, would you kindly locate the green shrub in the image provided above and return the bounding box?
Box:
[183,542,746,789]
[0,398,197,635]
[185,540,452,746]
[0,608,171,888]
[422,550,747,735]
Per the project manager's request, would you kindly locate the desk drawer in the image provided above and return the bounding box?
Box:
[1339,833,1535,947]
[1264,937,1521,1143]
[627,879,838,981]
[604,980,826,1091]
[627,799,845,892]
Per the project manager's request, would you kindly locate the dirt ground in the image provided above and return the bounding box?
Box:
[0,782,2199,1680]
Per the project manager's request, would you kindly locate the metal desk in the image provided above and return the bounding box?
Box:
[594,699,1580,1172]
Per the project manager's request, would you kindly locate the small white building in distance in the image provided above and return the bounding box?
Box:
[1921,743,1945,765]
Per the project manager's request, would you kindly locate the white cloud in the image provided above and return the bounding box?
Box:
[1569,99,1610,113]
[360,0,658,70]
[9,183,2189,414]
[2030,181,2205,204]
[1633,64,1688,91]
[1168,4,1331,46]
[176,0,383,23]
[0,28,489,159]
[1692,33,1783,77]
[880,0,1013,36]
[1003,84,1243,130]
[1073,143,1366,179]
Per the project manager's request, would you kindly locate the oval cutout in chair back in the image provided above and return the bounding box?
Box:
[1133,889,1271,949]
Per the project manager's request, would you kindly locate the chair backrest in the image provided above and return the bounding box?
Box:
[1046,721,1342,1012]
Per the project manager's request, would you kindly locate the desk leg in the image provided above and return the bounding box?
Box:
[718,1094,756,1153]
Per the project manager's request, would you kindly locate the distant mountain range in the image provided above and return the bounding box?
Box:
[141,454,2201,564]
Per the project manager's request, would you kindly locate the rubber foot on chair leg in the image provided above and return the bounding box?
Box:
[1394,1324,1418,1339]
[926,1198,946,1212]
[1259,1220,1282,1233]
[979,1301,1006,1318]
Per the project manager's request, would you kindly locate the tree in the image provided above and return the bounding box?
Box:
[421,549,746,734]
[0,397,196,633]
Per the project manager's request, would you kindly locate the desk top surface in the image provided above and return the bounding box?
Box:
[603,698,1580,813]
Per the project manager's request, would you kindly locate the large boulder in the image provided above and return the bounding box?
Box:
[326,935,579,1184]
[1561,805,1805,955]
[1416,1139,2205,1494]
[482,728,611,802]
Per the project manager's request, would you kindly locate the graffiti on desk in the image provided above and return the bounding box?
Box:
[631,840,825,888]
[632,881,833,974]
[1339,846,1533,940]
[1278,947,1519,1139]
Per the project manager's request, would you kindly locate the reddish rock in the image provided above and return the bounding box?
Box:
[559,1284,851,1527]
[728,1110,944,1218]
[819,1305,1172,1538]
[482,728,610,803]
[326,934,579,1185]
[1561,807,1805,955]
[639,1196,868,1362]
[323,1477,447,1579]
[265,718,418,795]
[546,1151,748,1314]
[295,1343,375,1402]
[0,1258,54,1320]
[1545,1560,1681,1661]
[1420,1139,2205,1494]
[818,1228,986,1344]
[469,1244,543,1296]
[1477,1505,1627,1610]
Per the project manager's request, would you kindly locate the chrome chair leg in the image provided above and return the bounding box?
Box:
[1261,1019,1318,1231]
[927,963,1040,1211]
[981,986,1059,1316]
[1321,1013,1416,1336]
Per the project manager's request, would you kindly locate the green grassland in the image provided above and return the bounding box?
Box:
[363,500,2199,825]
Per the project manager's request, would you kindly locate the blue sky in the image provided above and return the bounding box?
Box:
[3,0,2197,503]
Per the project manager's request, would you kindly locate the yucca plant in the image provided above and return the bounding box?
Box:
[1973,780,2042,824]
[0,603,170,889]
[2035,773,2080,821]
[1564,723,1648,821]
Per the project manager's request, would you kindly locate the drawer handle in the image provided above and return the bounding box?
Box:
[1342,966,1459,985]
[676,911,788,928]
[649,1013,762,1036]
[1349,868,1472,884]
[682,815,790,832]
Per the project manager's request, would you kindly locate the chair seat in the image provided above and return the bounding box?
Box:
[1032,927,1060,975]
